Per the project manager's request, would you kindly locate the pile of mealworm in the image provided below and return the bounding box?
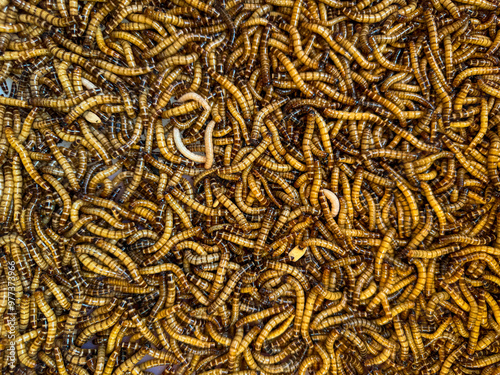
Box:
[4,0,500,373]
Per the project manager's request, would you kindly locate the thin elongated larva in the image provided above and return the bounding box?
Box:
[5,126,51,191]
[204,120,216,169]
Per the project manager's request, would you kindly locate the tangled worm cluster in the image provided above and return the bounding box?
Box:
[3,0,500,374]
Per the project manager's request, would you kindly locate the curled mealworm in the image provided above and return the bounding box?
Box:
[322,189,340,217]
[173,127,207,164]
[177,92,211,112]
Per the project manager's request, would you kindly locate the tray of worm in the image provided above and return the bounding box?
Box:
[0,0,499,374]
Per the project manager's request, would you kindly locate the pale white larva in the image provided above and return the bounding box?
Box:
[322,189,340,217]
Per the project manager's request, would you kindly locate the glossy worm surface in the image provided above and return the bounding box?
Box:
[3,0,500,374]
